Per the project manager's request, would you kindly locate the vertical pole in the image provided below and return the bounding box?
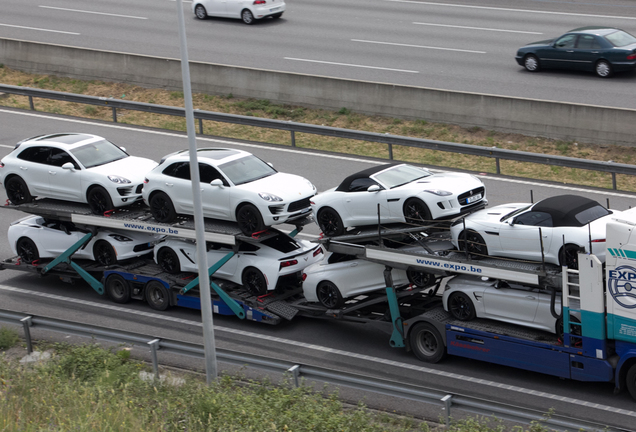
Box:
[607,198,610,209]
[112,107,117,122]
[612,172,617,190]
[441,395,453,427]
[388,143,393,160]
[288,364,301,387]
[199,118,203,134]
[291,130,296,147]
[530,189,534,204]
[495,157,500,174]
[20,316,33,354]
[28,96,34,111]
[176,0,217,384]
[148,339,160,380]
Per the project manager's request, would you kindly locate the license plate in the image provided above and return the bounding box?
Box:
[466,194,482,204]
[270,6,280,11]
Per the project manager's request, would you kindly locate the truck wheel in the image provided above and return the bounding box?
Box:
[409,322,447,363]
[627,364,636,401]
[105,274,131,303]
[145,280,171,311]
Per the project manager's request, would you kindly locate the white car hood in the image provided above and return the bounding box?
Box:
[236,172,315,200]
[465,203,530,224]
[86,156,158,181]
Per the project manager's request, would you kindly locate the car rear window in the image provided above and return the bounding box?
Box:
[574,204,611,225]
[260,234,300,253]
[604,30,636,47]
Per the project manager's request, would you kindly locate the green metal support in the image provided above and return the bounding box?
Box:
[386,286,405,347]
[181,251,246,319]
[42,232,104,295]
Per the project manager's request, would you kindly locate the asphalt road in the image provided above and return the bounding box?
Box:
[3,0,636,109]
[1,107,636,429]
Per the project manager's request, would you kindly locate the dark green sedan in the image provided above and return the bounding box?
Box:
[515,27,636,78]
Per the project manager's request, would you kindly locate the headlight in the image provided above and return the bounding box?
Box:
[259,192,283,202]
[108,175,131,184]
[424,189,452,196]
[109,234,132,242]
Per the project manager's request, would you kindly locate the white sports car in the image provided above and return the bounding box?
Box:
[442,275,563,335]
[310,163,486,237]
[8,215,164,265]
[142,148,316,236]
[301,251,435,309]
[0,133,158,214]
[154,230,324,295]
[450,194,618,269]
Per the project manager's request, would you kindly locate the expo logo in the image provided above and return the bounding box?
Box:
[608,265,636,309]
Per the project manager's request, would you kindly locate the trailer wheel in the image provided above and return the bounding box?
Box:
[105,274,131,303]
[409,322,446,363]
[627,364,636,401]
[145,280,171,311]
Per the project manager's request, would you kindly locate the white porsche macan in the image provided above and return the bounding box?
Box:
[0,133,158,214]
[310,163,486,237]
[142,148,316,235]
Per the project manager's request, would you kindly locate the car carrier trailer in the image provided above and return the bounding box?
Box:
[2,199,636,400]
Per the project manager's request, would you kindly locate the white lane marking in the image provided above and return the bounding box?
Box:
[0,108,634,199]
[387,0,636,20]
[284,58,419,73]
[0,23,80,35]
[38,6,148,20]
[412,22,542,35]
[351,39,486,54]
[0,283,634,417]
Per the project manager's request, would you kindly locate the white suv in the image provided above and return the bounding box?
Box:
[141,148,316,235]
[0,133,158,214]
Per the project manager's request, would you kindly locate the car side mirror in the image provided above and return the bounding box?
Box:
[61,162,75,171]
[367,185,380,192]
[210,179,224,187]
[119,146,126,152]
[507,219,514,226]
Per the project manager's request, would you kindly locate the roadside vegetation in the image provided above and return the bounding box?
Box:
[0,64,634,192]
[0,334,567,432]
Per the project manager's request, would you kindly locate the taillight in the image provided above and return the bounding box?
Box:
[628,52,636,60]
[0,162,4,168]
[313,247,323,257]
[280,259,298,269]
[309,200,315,205]
[143,178,149,184]
[591,239,606,243]
[301,273,307,282]
[253,0,266,3]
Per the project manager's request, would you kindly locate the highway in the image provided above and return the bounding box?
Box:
[2,0,636,109]
[0,108,636,429]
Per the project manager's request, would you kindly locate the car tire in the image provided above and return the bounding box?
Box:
[105,274,131,304]
[406,268,435,288]
[6,176,33,205]
[157,247,181,274]
[87,186,114,215]
[558,244,581,269]
[595,60,613,78]
[448,291,476,321]
[241,9,255,24]
[194,4,208,19]
[242,266,267,296]
[409,322,447,363]
[317,207,345,237]
[457,230,488,258]
[149,192,177,223]
[93,240,117,266]
[145,280,171,311]
[272,13,283,19]
[316,281,344,309]
[403,198,432,225]
[16,237,39,263]
[523,54,540,72]
[236,204,265,236]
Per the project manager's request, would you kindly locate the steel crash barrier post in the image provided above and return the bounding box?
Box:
[441,394,453,427]
[148,339,161,380]
[287,364,301,388]
[20,316,33,354]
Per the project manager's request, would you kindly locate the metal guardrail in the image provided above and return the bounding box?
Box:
[1,84,635,191]
[0,309,620,432]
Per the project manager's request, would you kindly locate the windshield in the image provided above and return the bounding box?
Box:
[70,139,128,168]
[219,155,277,185]
[500,205,532,222]
[373,165,432,189]
[604,30,636,47]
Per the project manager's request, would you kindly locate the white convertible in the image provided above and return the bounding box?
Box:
[310,163,486,237]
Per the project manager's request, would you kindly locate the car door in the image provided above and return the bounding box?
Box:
[14,146,52,196]
[199,163,231,219]
[573,34,604,72]
[205,242,239,278]
[339,177,389,225]
[328,257,387,298]
[46,148,83,201]
[204,0,228,17]
[498,211,553,261]
[161,162,194,214]
[482,281,540,326]
[223,0,240,18]
[539,34,578,69]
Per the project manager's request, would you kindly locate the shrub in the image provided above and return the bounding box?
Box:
[0,327,19,349]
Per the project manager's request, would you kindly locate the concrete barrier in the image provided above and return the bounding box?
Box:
[1,37,635,146]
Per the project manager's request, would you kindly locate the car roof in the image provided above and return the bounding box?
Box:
[335,163,402,192]
[532,194,603,227]
[166,148,249,165]
[20,133,102,148]
[568,27,623,36]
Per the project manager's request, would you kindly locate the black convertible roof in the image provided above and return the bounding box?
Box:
[532,195,606,227]
[335,163,400,192]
